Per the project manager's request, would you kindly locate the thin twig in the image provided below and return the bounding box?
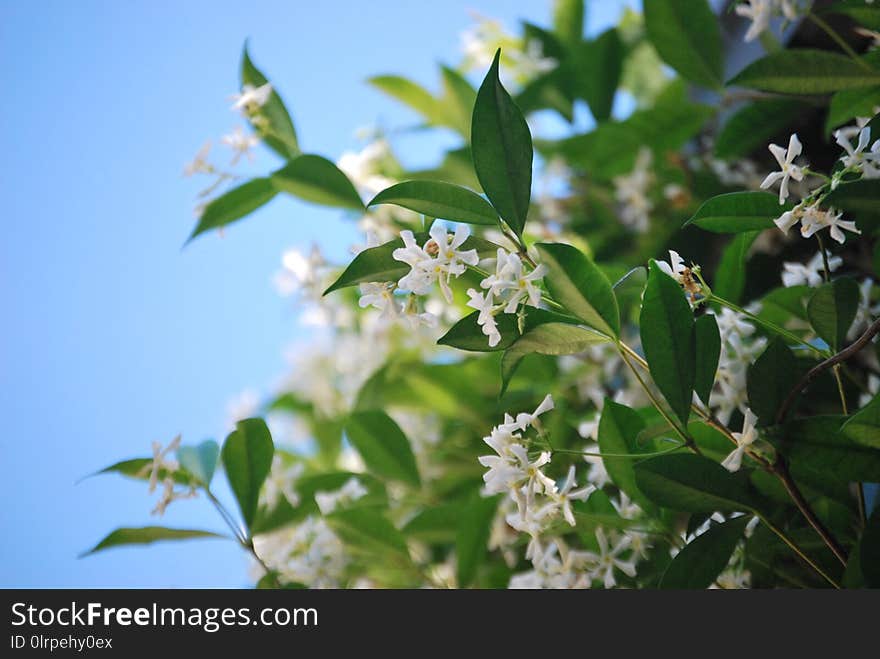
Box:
[776,318,880,423]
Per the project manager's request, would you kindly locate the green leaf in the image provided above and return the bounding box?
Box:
[367,75,441,124]
[768,415,880,484]
[438,311,521,352]
[536,242,619,337]
[826,86,880,133]
[82,527,224,557]
[552,0,584,48]
[368,180,498,226]
[323,232,500,295]
[241,44,299,158]
[823,178,880,224]
[807,277,860,350]
[402,502,464,543]
[271,154,364,211]
[747,337,800,426]
[187,177,277,241]
[728,49,880,94]
[686,192,791,233]
[221,418,274,530]
[501,321,611,394]
[176,440,219,487]
[574,28,623,122]
[634,454,758,513]
[471,50,534,237]
[824,1,880,31]
[93,457,193,487]
[715,98,803,160]
[456,494,500,587]
[345,411,420,487]
[659,516,750,589]
[713,232,759,304]
[597,399,653,508]
[644,0,723,89]
[640,260,695,425]
[440,66,478,138]
[841,394,880,448]
[326,508,409,558]
[860,507,880,587]
[694,314,721,406]
[613,266,647,319]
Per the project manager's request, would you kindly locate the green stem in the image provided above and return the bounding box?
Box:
[757,514,842,589]
[710,294,825,357]
[807,12,871,71]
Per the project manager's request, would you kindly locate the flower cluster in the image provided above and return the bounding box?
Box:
[708,308,767,425]
[765,131,867,244]
[460,15,556,86]
[137,436,197,516]
[657,250,704,306]
[735,0,803,43]
[613,146,654,233]
[466,249,547,347]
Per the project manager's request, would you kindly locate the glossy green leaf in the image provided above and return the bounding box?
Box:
[221,417,274,530]
[574,28,623,122]
[694,314,721,407]
[644,0,723,89]
[368,180,498,226]
[807,277,860,350]
[536,242,619,337]
[715,98,803,160]
[841,394,880,448]
[686,192,791,233]
[500,321,611,394]
[728,49,880,94]
[747,337,800,426]
[659,516,750,589]
[176,440,219,487]
[471,50,533,237]
[323,232,499,295]
[345,411,420,487]
[640,260,695,425]
[860,507,880,587]
[82,527,224,557]
[271,154,364,211]
[552,0,584,48]
[326,508,409,558]
[187,177,277,241]
[456,494,500,587]
[823,178,880,223]
[633,454,758,513]
[713,232,759,304]
[438,311,521,352]
[367,75,441,124]
[597,399,652,508]
[826,86,880,133]
[241,44,299,158]
[768,415,880,484]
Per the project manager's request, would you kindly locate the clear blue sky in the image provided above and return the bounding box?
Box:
[0,0,630,587]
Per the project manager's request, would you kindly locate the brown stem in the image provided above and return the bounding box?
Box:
[772,457,848,567]
[775,318,880,424]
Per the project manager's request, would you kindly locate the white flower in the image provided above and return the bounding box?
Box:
[358,282,400,319]
[221,126,260,165]
[799,205,860,244]
[586,528,637,588]
[836,126,880,177]
[548,465,594,526]
[761,134,805,204]
[860,374,879,408]
[139,435,182,493]
[722,408,759,472]
[393,225,478,302]
[261,457,304,509]
[230,83,272,114]
[151,476,196,516]
[656,250,702,303]
[849,278,880,340]
[315,477,368,515]
[183,141,213,177]
[505,394,555,432]
[736,0,774,42]
[781,251,842,287]
[466,288,502,347]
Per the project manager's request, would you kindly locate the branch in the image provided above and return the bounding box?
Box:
[776,318,880,424]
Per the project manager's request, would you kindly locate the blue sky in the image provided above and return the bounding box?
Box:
[0,0,630,587]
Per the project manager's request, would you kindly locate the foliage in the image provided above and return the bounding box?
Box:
[91,0,880,590]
